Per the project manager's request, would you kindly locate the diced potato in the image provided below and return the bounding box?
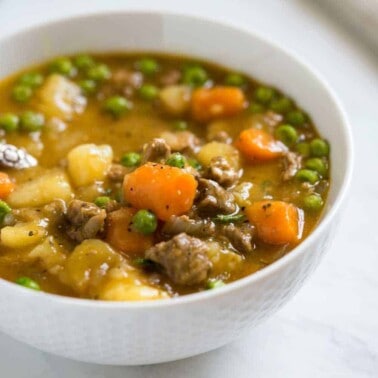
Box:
[159,85,191,116]
[34,74,86,120]
[207,242,243,276]
[67,144,113,187]
[98,271,169,301]
[233,182,253,207]
[1,222,47,248]
[197,142,240,169]
[61,239,123,296]
[29,236,66,275]
[7,169,73,208]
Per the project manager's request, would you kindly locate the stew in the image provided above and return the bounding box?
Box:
[0,53,330,300]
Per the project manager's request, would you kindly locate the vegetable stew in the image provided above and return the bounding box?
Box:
[0,53,330,300]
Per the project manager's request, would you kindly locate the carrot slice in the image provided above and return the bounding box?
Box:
[235,128,285,161]
[246,200,302,245]
[106,207,153,257]
[0,172,15,199]
[191,86,245,122]
[123,163,197,221]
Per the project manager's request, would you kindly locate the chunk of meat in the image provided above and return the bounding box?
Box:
[159,69,181,86]
[107,164,131,182]
[42,199,67,228]
[195,178,237,216]
[145,233,211,285]
[281,151,302,181]
[66,200,106,242]
[141,138,171,164]
[220,222,255,254]
[160,131,200,154]
[162,215,216,238]
[204,156,240,188]
[105,69,143,98]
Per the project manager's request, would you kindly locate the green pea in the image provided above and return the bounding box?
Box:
[16,276,40,291]
[305,158,327,176]
[166,153,186,168]
[20,111,45,132]
[104,96,131,117]
[310,138,329,157]
[87,64,111,81]
[0,200,11,222]
[296,169,319,184]
[182,65,208,86]
[135,58,159,75]
[12,85,33,103]
[303,194,324,211]
[79,79,97,95]
[270,96,293,114]
[248,103,265,114]
[172,120,188,131]
[254,86,275,104]
[74,54,95,70]
[120,152,141,167]
[94,196,111,208]
[19,72,44,88]
[138,84,159,101]
[132,209,158,235]
[224,73,245,87]
[49,57,74,76]
[286,110,307,126]
[275,124,298,147]
[206,279,225,290]
[295,142,311,157]
[187,158,202,170]
[0,113,19,132]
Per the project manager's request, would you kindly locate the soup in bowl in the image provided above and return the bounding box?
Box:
[0,12,352,365]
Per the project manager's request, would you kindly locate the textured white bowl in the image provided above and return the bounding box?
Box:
[0,12,353,365]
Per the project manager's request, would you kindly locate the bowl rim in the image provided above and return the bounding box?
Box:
[0,10,354,309]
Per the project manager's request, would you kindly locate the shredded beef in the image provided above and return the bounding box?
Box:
[220,222,255,254]
[145,233,211,285]
[66,200,106,242]
[107,164,131,182]
[160,131,201,154]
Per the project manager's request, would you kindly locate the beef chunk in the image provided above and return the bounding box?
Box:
[107,164,131,182]
[159,69,181,86]
[162,215,216,238]
[66,200,106,242]
[220,222,255,254]
[196,178,237,216]
[204,156,239,187]
[282,151,302,181]
[145,233,211,285]
[160,131,201,154]
[141,138,171,164]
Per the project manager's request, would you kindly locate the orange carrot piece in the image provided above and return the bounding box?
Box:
[235,128,285,161]
[191,86,246,122]
[123,163,197,221]
[106,207,153,257]
[246,200,302,245]
[0,172,15,199]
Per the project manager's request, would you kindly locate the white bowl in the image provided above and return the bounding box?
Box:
[0,11,353,365]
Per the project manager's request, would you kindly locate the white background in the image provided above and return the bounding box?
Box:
[0,0,377,377]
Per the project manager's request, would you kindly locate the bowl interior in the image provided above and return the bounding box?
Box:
[0,11,352,302]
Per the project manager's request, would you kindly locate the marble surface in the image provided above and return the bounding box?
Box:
[0,0,377,377]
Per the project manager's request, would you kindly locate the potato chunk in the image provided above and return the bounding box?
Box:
[7,169,73,208]
[197,142,240,169]
[207,241,243,276]
[67,144,113,187]
[1,222,47,248]
[34,74,86,120]
[159,85,191,116]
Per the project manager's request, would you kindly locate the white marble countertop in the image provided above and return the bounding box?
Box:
[0,0,377,377]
